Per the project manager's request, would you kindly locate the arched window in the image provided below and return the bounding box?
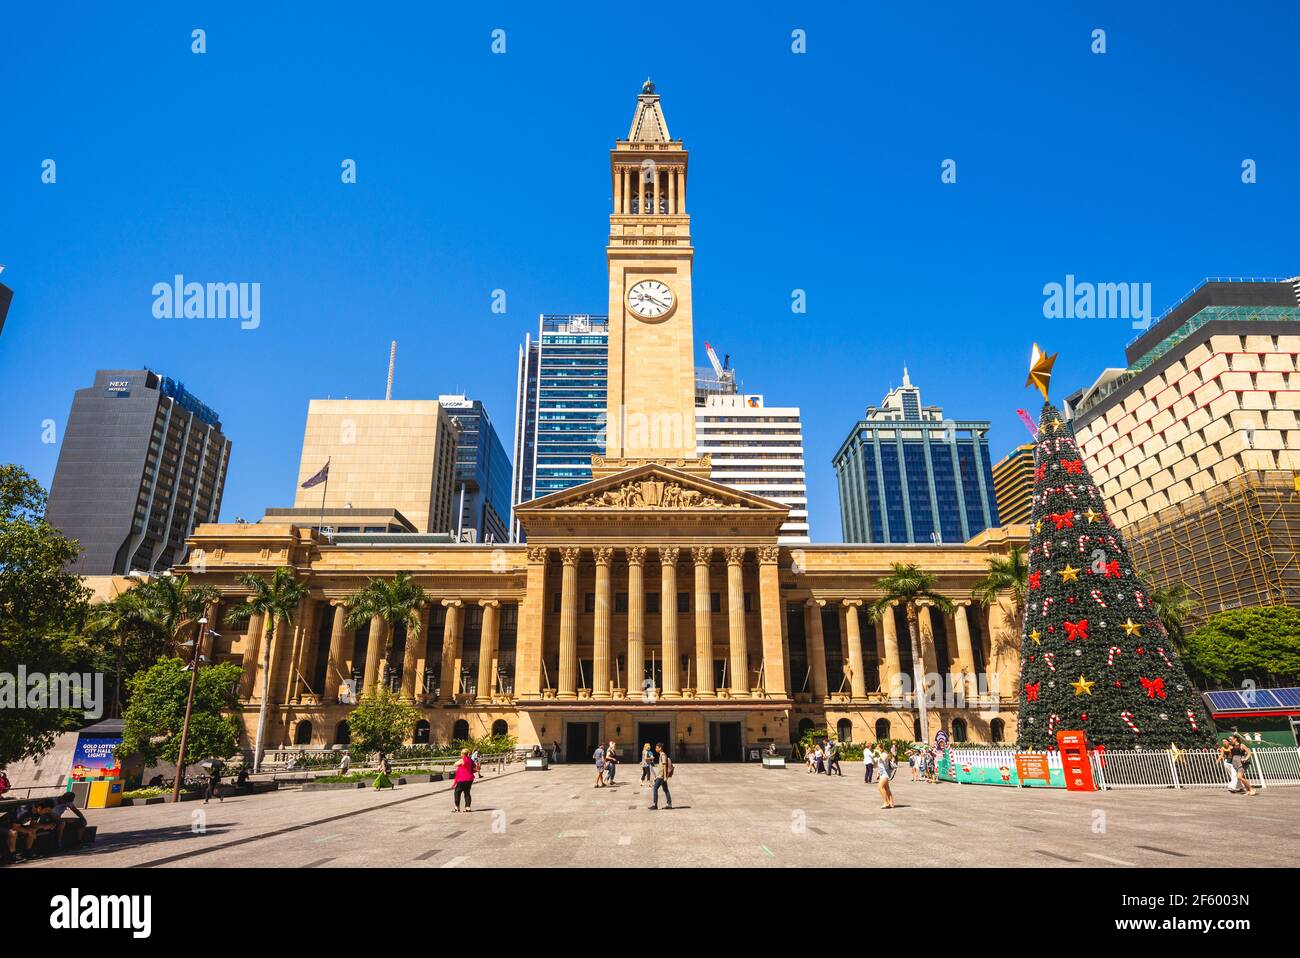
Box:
[452,719,470,742]
[335,720,350,746]
[952,718,967,743]
[875,718,891,741]
[913,718,922,742]
[796,718,815,739]
[836,719,853,742]
[294,720,313,745]
[413,719,430,744]
[990,718,1006,743]
[491,719,508,738]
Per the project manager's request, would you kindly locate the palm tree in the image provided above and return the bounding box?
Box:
[1141,571,1198,652]
[88,588,158,718]
[343,572,427,697]
[971,546,1028,621]
[868,562,954,744]
[225,567,311,771]
[138,572,222,650]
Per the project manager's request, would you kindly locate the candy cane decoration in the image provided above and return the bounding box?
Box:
[1063,482,1077,500]
[1107,645,1121,667]
[1077,534,1090,554]
[1186,709,1200,732]
[1041,596,1055,618]
[1120,711,1140,734]
[1043,651,1056,673]
[1134,590,1147,609]
[1155,647,1172,668]
[1048,713,1061,736]
[1041,539,1052,559]
[1090,588,1108,608]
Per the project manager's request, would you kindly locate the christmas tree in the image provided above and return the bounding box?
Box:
[1016,351,1214,750]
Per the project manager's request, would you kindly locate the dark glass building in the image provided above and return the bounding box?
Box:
[46,369,231,574]
[439,394,512,544]
[833,369,998,544]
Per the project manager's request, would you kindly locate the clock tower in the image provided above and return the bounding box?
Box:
[603,79,700,468]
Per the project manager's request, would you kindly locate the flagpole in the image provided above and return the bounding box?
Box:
[318,459,330,536]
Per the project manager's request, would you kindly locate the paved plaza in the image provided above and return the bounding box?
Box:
[20,764,1300,868]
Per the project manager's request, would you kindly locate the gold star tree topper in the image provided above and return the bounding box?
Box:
[1025,342,1059,401]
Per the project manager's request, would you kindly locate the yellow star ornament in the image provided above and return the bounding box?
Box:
[1085,508,1102,523]
[1169,744,1185,763]
[1059,564,1080,582]
[1072,674,1096,696]
[1029,629,1042,645]
[1026,343,1059,401]
[1122,618,1143,637]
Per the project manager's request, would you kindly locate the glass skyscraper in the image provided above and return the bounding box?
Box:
[438,394,512,544]
[510,314,609,540]
[833,369,998,544]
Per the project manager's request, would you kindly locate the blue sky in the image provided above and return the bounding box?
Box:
[2,2,1297,541]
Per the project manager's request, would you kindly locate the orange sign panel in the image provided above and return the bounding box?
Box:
[1015,752,1051,784]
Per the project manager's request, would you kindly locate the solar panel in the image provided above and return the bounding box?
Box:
[1271,688,1300,707]
[1206,690,1247,711]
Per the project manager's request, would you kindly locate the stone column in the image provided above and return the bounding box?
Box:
[803,599,828,698]
[516,547,548,697]
[756,546,786,696]
[412,605,431,697]
[953,600,976,702]
[653,164,661,215]
[362,614,387,696]
[725,547,749,696]
[988,596,1020,698]
[918,603,939,687]
[324,601,349,703]
[615,166,624,214]
[669,167,677,214]
[626,547,646,697]
[692,547,715,697]
[284,598,315,703]
[476,600,500,703]
[399,607,424,702]
[439,600,463,704]
[239,611,264,700]
[592,547,613,698]
[880,601,902,696]
[842,599,868,700]
[557,546,580,699]
[659,547,681,698]
[677,167,686,213]
[252,614,281,701]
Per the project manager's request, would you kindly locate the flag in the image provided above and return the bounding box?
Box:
[301,460,330,489]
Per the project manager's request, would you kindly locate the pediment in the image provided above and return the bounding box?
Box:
[516,463,788,516]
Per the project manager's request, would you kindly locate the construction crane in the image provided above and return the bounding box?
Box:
[703,341,736,391]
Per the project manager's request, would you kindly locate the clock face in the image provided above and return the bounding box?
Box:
[627,279,675,320]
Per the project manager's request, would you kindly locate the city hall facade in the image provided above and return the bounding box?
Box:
[178,83,1027,759]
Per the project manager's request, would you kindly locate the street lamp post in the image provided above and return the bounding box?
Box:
[171,616,209,804]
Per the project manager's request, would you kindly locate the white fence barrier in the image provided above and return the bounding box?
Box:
[944,746,1300,790]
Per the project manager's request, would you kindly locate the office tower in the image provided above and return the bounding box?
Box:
[46,369,231,574]
[438,394,512,544]
[1067,276,1300,622]
[510,314,609,540]
[695,394,810,543]
[833,368,998,544]
[991,443,1034,525]
[291,399,458,534]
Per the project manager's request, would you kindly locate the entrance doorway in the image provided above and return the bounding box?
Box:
[709,721,744,762]
[565,721,600,764]
[637,721,671,755]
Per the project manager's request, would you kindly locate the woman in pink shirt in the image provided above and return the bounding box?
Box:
[452,748,477,813]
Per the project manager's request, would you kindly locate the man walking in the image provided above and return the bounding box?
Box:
[593,741,607,788]
[649,742,673,810]
[826,739,842,776]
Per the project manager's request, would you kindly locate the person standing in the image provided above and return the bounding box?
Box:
[204,761,224,804]
[864,744,875,784]
[826,739,842,777]
[640,742,654,786]
[552,740,561,764]
[593,741,607,788]
[604,740,619,784]
[1229,735,1257,796]
[649,742,673,810]
[874,745,895,809]
[452,748,476,812]
[1219,739,1240,792]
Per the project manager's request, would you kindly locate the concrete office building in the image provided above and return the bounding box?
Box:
[991,443,1035,526]
[46,369,231,574]
[511,314,610,540]
[696,393,810,543]
[439,394,512,544]
[1067,276,1300,622]
[833,369,999,544]
[291,399,458,534]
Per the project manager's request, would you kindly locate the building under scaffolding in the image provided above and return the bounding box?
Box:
[1125,470,1300,627]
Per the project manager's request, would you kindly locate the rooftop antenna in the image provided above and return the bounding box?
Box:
[385,340,397,400]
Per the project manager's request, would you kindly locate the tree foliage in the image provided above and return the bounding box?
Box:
[345,687,420,756]
[972,546,1028,619]
[0,464,93,765]
[1182,606,1300,687]
[119,657,243,772]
